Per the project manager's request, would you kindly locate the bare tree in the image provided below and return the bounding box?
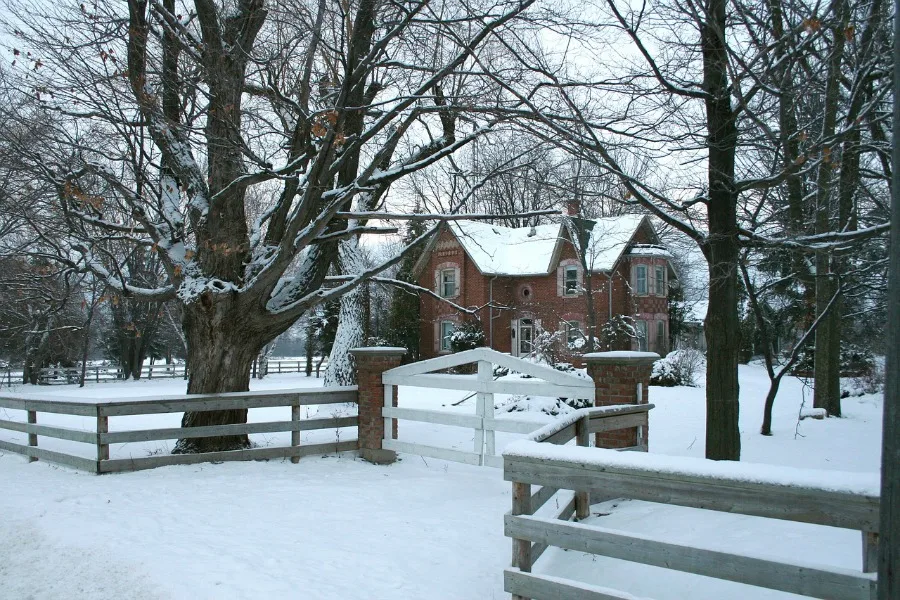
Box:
[478,0,890,460]
[0,0,542,451]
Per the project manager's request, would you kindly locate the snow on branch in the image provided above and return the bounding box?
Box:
[741,222,890,251]
[334,209,559,221]
[313,226,399,242]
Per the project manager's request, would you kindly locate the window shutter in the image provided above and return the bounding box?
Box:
[577,266,584,296]
[510,319,518,356]
[434,321,440,353]
[557,267,564,297]
[434,270,440,295]
[455,266,461,297]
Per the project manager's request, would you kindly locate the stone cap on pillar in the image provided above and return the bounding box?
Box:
[349,346,407,357]
[582,351,660,366]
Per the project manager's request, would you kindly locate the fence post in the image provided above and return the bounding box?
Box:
[96,406,109,473]
[583,351,658,449]
[862,531,878,573]
[350,347,406,464]
[291,398,301,464]
[574,415,590,519]
[27,410,37,462]
[475,360,493,465]
[511,480,533,600]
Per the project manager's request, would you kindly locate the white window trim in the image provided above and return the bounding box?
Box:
[635,320,648,352]
[655,320,666,354]
[439,321,456,353]
[655,265,666,297]
[434,263,461,299]
[440,269,456,298]
[558,260,582,297]
[564,266,579,296]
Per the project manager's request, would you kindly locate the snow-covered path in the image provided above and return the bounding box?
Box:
[0,364,883,599]
[1,454,511,599]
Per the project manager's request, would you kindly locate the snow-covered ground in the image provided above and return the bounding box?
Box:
[0,364,882,599]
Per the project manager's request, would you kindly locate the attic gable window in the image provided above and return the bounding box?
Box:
[564,266,579,295]
[440,268,457,298]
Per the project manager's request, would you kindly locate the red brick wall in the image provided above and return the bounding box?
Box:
[352,350,403,454]
[586,359,653,449]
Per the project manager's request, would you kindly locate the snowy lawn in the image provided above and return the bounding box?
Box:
[0,364,883,599]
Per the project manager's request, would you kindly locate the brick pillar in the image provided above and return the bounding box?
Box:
[350,347,406,464]
[583,351,658,449]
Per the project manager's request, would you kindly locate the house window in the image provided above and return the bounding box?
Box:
[635,320,648,351]
[564,266,579,295]
[565,321,581,345]
[440,269,456,298]
[655,266,666,296]
[634,265,648,296]
[656,320,666,354]
[440,321,456,352]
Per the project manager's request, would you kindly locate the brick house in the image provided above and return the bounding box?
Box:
[413,213,676,360]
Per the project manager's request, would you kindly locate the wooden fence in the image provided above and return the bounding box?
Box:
[0,358,329,386]
[0,387,357,473]
[503,411,880,600]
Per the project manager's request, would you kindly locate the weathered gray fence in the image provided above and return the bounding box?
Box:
[503,410,880,600]
[0,387,357,473]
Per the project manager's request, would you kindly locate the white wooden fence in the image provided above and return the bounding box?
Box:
[380,348,596,467]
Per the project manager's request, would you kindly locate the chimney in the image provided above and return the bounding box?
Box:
[565,198,581,217]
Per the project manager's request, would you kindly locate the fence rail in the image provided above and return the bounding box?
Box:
[503,414,880,600]
[0,358,329,386]
[0,387,357,473]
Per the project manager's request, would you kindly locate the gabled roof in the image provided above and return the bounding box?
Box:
[449,220,562,276]
[412,213,659,278]
[578,214,649,271]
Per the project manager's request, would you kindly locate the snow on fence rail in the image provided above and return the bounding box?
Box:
[503,417,881,600]
[380,347,597,467]
[0,387,357,473]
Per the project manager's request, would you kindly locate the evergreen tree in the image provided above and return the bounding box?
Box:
[386,218,427,362]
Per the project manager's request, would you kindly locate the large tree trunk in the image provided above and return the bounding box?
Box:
[701,0,741,461]
[813,0,849,417]
[877,1,899,585]
[172,299,267,453]
[324,284,365,386]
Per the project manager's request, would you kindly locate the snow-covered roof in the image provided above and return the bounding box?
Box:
[582,214,648,270]
[449,221,562,275]
[448,214,649,276]
[628,244,673,259]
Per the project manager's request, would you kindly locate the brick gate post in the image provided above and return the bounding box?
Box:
[583,351,659,449]
[350,347,406,464]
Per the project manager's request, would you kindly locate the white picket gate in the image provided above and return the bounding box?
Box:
[380,348,595,467]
